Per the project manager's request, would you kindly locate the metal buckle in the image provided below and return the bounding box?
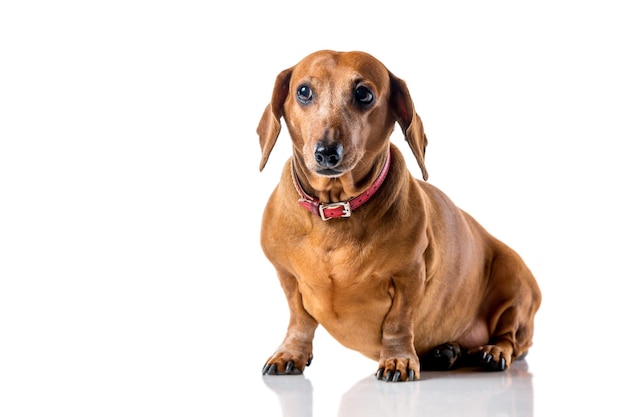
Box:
[318,201,352,221]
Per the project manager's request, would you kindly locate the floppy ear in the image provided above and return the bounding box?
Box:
[257,68,292,171]
[389,73,429,181]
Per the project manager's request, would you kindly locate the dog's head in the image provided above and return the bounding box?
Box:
[257,50,428,181]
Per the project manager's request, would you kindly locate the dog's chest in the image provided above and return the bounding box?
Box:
[295,226,376,278]
[290,232,393,318]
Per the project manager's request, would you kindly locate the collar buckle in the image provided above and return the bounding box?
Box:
[319,201,352,221]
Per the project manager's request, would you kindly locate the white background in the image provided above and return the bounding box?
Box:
[1,1,625,416]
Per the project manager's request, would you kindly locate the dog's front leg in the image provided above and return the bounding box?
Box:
[376,271,423,382]
[263,270,317,375]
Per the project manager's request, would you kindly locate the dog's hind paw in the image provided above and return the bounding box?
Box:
[420,342,463,371]
[468,345,510,371]
[477,351,507,371]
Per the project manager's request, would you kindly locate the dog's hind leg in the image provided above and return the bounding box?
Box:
[470,309,537,371]
[467,252,541,371]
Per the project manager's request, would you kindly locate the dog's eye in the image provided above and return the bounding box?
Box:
[355,85,374,107]
[296,85,313,104]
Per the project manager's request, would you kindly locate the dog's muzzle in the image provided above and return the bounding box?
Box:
[314,142,343,169]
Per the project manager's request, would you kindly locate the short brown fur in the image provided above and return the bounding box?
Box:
[257,50,541,382]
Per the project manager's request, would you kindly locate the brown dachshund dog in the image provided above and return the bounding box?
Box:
[257,50,541,382]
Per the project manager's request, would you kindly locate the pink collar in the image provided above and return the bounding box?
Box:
[290,149,391,221]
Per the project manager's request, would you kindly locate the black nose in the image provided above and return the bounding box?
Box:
[314,142,343,168]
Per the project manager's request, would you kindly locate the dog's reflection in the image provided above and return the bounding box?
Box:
[262,373,314,417]
[263,360,533,417]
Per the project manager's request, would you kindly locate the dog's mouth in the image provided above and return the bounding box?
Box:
[315,168,344,177]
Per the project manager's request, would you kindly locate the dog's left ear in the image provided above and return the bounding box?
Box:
[389,73,429,181]
[257,68,292,171]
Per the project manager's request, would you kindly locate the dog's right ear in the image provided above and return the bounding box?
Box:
[257,68,292,171]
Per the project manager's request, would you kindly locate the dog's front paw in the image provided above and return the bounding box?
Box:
[376,357,420,382]
[262,352,313,376]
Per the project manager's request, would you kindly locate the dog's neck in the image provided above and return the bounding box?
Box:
[290,149,391,220]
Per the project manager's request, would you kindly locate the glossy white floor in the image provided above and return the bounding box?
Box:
[2,1,625,416]
[259,350,536,417]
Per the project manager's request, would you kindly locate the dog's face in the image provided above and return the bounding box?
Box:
[282,51,395,178]
[258,50,429,182]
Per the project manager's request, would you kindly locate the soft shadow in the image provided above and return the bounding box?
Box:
[264,360,533,417]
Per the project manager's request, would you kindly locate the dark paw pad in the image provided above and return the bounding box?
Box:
[421,343,462,370]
